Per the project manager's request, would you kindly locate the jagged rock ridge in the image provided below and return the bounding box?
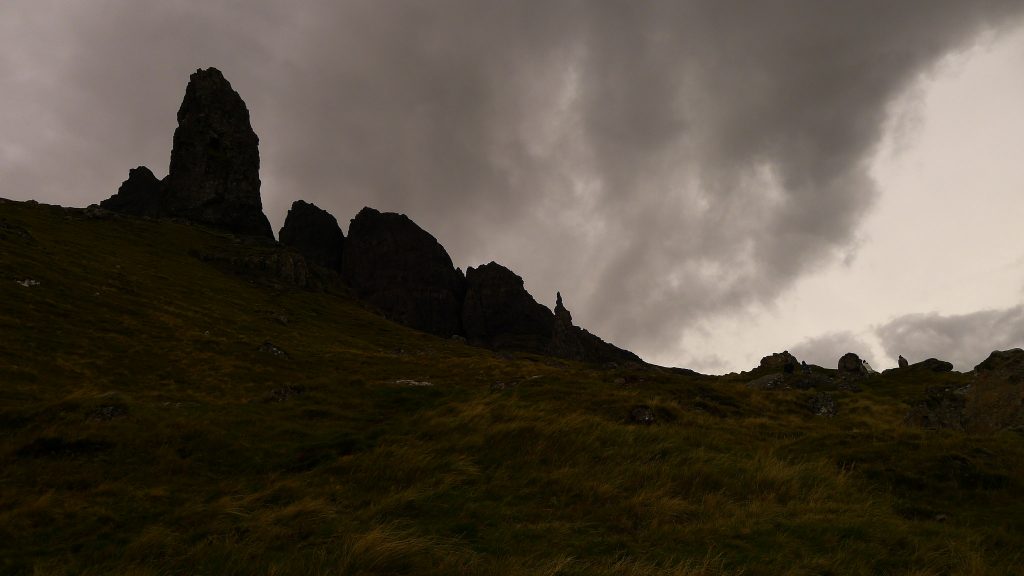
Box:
[100,68,640,364]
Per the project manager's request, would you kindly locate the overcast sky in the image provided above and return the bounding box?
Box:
[3,1,1023,373]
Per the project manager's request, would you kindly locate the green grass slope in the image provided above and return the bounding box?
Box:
[1,199,1022,575]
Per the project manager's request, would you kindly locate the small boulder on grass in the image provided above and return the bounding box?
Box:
[629,405,656,425]
[809,392,837,417]
[257,341,289,358]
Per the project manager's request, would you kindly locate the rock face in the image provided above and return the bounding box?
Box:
[101,68,273,239]
[279,200,345,270]
[161,68,272,238]
[898,355,909,369]
[341,207,465,337]
[462,262,553,352]
[838,352,869,376]
[100,166,162,217]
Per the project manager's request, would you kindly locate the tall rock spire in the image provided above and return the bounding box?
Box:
[101,67,273,239]
[161,68,272,238]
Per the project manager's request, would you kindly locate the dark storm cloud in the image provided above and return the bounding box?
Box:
[876,306,1024,371]
[3,1,1023,366]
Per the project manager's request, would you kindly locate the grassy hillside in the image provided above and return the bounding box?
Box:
[1,199,1022,575]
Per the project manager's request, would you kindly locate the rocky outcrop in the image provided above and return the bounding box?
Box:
[100,166,162,217]
[462,262,552,352]
[102,68,273,239]
[974,349,1024,381]
[550,292,641,364]
[907,358,954,373]
[759,351,800,374]
[838,352,869,376]
[341,207,465,337]
[279,200,345,270]
[904,386,969,430]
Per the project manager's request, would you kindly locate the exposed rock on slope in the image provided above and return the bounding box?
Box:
[974,348,1024,380]
[341,207,465,337]
[101,68,273,239]
[550,292,641,364]
[100,166,162,217]
[279,200,345,270]
[461,266,639,363]
[462,262,552,352]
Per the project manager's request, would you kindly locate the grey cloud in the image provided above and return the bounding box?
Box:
[876,306,1024,371]
[2,1,1023,366]
[789,331,874,370]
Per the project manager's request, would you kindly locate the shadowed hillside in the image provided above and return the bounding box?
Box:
[2,198,1024,575]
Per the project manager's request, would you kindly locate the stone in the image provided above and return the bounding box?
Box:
[898,355,909,369]
[257,341,288,357]
[759,351,800,374]
[904,386,968,430]
[461,262,553,352]
[907,358,954,373]
[87,404,128,421]
[809,392,837,417]
[838,352,868,376]
[628,405,656,425]
[341,207,465,337]
[747,374,786,390]
[267,385,306,402]
[278,200,345,270]
[100,166,162,217]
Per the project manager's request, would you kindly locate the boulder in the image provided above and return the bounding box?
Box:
[278,200,345,270]
[461,262,553,351]
[100,166,162,217]
[907,358,954,373]
[809,392,837,417]
[628,405,656,425]
[161,68,273,238]
[759,351,800,374]
[838,352,868,376]
[341,207,465,337]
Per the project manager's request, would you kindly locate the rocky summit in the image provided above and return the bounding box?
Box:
[99,166,162,217]
[341,207,465,338]
[101,68,273,239]
[278,200,345,270]
[462,262,553,352]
